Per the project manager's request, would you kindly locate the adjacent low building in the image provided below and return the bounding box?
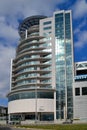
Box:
[73,61,87,121]
[0,106,8,120]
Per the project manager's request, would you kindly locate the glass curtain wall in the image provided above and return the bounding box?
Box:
[55,13,66,119]
[55,11,73,119]
[65,13,73,119]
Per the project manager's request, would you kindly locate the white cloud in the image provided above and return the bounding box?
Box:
[0,16,5,22]
[0,0,66,17]
[74,31,87,48]
[74,19,86,34]
[72,0,87,19]
[74,18,87,48]
[0,44,15,98]
[0,18,19,44]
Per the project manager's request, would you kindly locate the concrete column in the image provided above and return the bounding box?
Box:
[54,91,56,121]
[25,30,27,39]
[8,114,11,123]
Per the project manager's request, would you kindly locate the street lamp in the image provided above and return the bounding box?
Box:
[39,106,44,121]
[35,79,38,123]
[64,104,67,121]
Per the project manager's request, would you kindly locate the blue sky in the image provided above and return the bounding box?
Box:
[0,0,87,106]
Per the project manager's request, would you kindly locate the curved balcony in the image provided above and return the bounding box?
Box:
[17,46,46,56]
[18,35,44,47]
[12,63,51,72]
[27,26,39,34]
[17,40,45,53]
[12,70,51,78]
[15,51,51,61]
[11,15,52,94]
[12,76,51,83]
[19,26,39,40]
[18,15,47,38]
[12,82,51,89]
[13,57,51,67]
[11,85,52,91]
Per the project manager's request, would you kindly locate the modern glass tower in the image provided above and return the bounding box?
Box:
[8,10,74,122]
[40,10,74,120]
[54,11,74,119]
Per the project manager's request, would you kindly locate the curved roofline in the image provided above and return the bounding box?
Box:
[18,15,47,37]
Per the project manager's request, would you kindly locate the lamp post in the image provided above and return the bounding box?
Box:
[39,106,44,121]
[64,104,67,121]
[35,79,38,123]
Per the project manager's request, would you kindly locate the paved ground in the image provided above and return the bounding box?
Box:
[0,126,11,130]
[0,126,43,130]
[0,126,26,130]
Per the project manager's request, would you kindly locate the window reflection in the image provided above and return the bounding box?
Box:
[8,91,54,101]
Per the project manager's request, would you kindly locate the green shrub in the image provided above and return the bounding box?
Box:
[19,124,87,130]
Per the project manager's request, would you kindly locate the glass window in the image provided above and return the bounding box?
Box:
[43,21,51,25]
[43,26,51,30]
[55,13,63,17]
[75,88,80,96]
[8,91,54,101]
[82,87,87,95]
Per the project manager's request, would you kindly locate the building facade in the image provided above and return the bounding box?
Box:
[8,10,74,121]
[0,106,8,121]
[73,61,87,121]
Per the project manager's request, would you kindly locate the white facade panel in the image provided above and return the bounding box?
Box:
[40,17,56,90]
[74,96,87,120]
[39,17,56,119]
[8,99,54,114]
[73,81,87,120]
